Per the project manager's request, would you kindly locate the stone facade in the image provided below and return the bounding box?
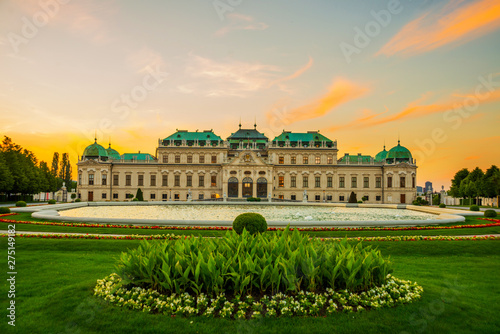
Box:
[77,128,417,204]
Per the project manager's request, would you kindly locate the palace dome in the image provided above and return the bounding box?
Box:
[106,144,121,160]
[83,140,108,159]
[374,146,388,163]
[386,141,412,164]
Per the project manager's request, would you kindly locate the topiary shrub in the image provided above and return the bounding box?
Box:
[357,200,363,203]
[348,191,357,203]
[135,188,144,201]
[439,203,446,208]
[470,205,480,211]
[0,207,11,214]
[484,210,497,218]
[48,199,56,204]
[246,197,261,202]
[233,213,267,235]
[75,198,81,202]
[16,201,26,207]
[132,198,139,201]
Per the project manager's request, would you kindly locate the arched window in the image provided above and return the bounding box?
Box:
[228,177,238,198]
[256,177,267,198]
[242,177,253,197]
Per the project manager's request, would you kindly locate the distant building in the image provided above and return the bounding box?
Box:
[77,123,418,204]
[416,186,423,194]
[425,181,433,193]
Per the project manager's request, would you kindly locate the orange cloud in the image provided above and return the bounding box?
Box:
[465,155,480,160]
[267,78,369,124]
[268,57,314,88]
[377,0,500,57]
[327,87,500,130]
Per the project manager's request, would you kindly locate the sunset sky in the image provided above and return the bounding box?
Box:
[1,0,499,189]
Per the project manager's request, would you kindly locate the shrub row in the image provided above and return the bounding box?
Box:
[117,228,392,297]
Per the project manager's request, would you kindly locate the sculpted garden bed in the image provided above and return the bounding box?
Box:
[94,228,423,318]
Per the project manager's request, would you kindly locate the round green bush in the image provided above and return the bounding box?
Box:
[470,205,480,211]
[48,199,56,204]
[15,201,27,207]
[439,203,446,208]
[75,198,81,202]
[0,207,11,214]
[484,210,497,218]
[232,213,267,235]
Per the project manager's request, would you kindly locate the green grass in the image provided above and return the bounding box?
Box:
[2,213,499,238]
[0,237,499,333]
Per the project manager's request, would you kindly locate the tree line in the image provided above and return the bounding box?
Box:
[0,136,74,200]
[449,165,500,203]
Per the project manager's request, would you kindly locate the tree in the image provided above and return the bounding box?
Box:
[0,154,14,194]
[460,167,484,205]
[348,191,357,203]
[51,152,59,177]
[449,168,469,197]
[59,153,72,190]
[135,188,144,201]
[481,165,500,198]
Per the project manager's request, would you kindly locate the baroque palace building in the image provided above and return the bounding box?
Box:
[77,123,417,203]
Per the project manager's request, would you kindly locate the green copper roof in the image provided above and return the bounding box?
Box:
[106,144,121,160]
[83,140,108,158]
[338,154,373,164]
[272,131,333,143]
[163,130,222,142]
[122,153,156,161]
[227,128,268,141]
[386,141,412,163]
[374,147,388,162]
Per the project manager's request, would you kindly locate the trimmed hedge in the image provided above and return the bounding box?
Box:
[75,199,81,202]
[439,203,446,208]
[470,205,480,211]
[48,199,56,204]
[15,201,27,207]
[246,197,261,202]
[484,210,497,218]
[233,213,267,235]
[0,207,11,214]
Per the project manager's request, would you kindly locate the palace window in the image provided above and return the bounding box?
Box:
[175,155,180,163]
[279,156,284,164]
[174,175,180,187]
[163,155,168,163]
[279,176,284,187]
[291,195,296,201]
[199,155,205,163]
[102,174,107,186]
[315,176,320,188]
[327,195,332,201]
[376,195,381,201]
[315,195,320,201]
[187,155,192,163]
[279,195,284,199]
[150,193,156,200]
[162,193,168,200]
[387,176,392,188]
[211,155,217,163]
[113,193,118,199]
[175,194,180,200]
[88,174,94,185]
[303,156,308,164]
[102,193,107,199]
[327,176,332,188]
[363,177,369,188]
[412,176,415,188]
[199,194,204,200]
[327,156,333,164]
[291,176,296,188]
[376,177,381,188]
[138,175,144,186]
[113,175,119,186]
[187,175,192,187]
[315,156,320,164]
[162,175,168,186]
[78,173,82,185]
[291,156,296,164]
[125,175,131,186]
[150,175,156,187]
[400,177,406,188]
[339,195,345,201]
[351,176,357,188]
[303,176,309,188]
[211,175,217,187]
[199,175,204,187]
[339,177,345,188]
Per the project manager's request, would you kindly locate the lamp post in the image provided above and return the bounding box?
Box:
[169,189,172,201]
[323,190,325,203]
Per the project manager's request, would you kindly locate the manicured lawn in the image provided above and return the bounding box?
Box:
[0,237,499,333]
[1,213,499,238]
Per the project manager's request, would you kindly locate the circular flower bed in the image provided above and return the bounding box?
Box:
[94,273,423,318]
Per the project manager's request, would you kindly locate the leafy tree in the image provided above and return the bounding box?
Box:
[51,152,59,177]
[481,165,500,198]
[449,168,469,197]
[459,167,484,205]
[59,153,72,190]
[0,154,14,193]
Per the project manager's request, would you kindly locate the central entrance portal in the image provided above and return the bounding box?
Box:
[242,177,253,197]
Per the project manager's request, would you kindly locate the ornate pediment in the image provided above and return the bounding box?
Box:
[228,150,269,167]
[78,159,104,167]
